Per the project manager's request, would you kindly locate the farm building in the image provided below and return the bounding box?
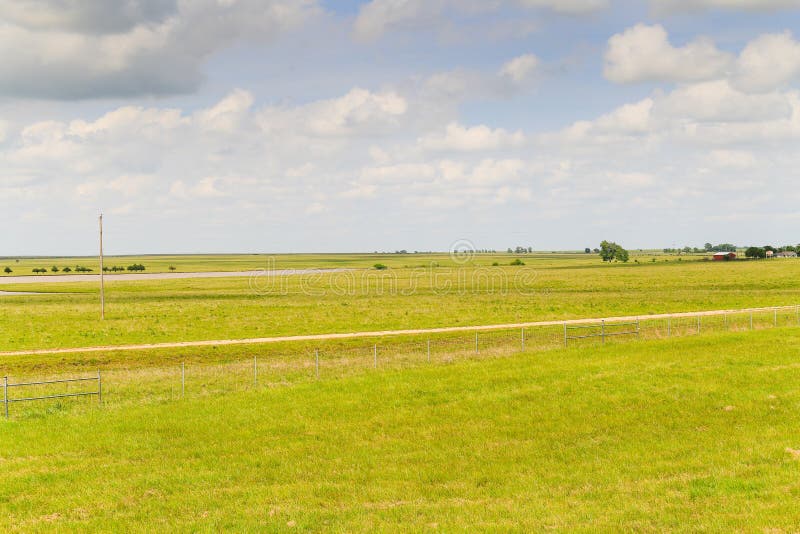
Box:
[766,250,775,258]
[776,251,798,258]
[712,252,737,261]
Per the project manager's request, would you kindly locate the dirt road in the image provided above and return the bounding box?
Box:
[0,305,794,357]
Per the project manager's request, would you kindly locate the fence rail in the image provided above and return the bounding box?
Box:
[3,372,101,417]
[2,305,800,418]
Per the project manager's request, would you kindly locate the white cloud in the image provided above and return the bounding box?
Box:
[732,32,800,93]
[500,53,540,83]
[604,24,734,84]
[418,122,526,151]
[657,80,793,122]
[353,0,608,41]
[0,0,321,99]
[259,88,408,137]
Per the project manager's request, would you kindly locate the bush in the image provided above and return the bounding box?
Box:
[127,264,146,272]
[3,267,11,274]
[169,266,176,271]
[74,266,93,272]
[373,263,388,270]
[491,262,500,266]
[510,258,525,266]
[62,266,72,273]
[32,268,47,274]
[51,266,59,273]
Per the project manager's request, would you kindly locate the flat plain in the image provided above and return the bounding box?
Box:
[2,252,800,531]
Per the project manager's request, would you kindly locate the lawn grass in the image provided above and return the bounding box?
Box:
[2,328,800,531]
[1,254,799,352]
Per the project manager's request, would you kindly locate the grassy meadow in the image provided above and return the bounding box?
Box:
[3,329,800,531]
[3,253,800,530]
[1,253,799,354]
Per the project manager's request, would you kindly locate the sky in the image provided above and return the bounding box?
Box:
[2,0,800,255]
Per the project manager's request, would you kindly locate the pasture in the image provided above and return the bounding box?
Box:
[2,252,800,530]
[3,329,800,531]
[1,253,800,355]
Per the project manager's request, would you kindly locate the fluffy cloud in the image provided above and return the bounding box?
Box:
[606,25,800,95]
[604,24,734,84]
[0,0,320,99]
[500,54,540,83]
[353,0,608,41]
[418,122,526,151]
[733,32,800,93]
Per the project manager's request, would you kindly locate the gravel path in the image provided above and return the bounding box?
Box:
[0,305,794,357]
[0,269,345,285]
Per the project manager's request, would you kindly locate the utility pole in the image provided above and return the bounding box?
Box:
[99,213,105,320]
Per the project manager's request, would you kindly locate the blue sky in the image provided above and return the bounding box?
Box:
[2,0,800,254]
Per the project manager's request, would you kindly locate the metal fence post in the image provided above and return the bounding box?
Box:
[636,319,641,339]
[601,320,606,344]
[315,349,320,379]
[181,362,185,398]
[97,370,102,405]
[4,376,8,418]
[521,328,525,351]
[563,322,568,348]
[374,344,378,369]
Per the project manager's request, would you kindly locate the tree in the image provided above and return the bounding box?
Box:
[704,243,713,252]
[3,267,11,274]
[51,266,59,273]
[599,241,630,263]
[745,247,766,259]
[584,248,591,254]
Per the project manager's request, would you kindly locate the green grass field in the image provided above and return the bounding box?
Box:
[3,253,800,530]
[3,329,800,531]
[1,253,799,353]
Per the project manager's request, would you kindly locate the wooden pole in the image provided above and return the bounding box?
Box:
[99,213,105,320]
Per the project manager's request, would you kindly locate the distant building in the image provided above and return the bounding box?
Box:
[766,250,775,258]
[776,251,798,258]
[712,252,737,261]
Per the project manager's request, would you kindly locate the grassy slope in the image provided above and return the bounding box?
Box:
[3,329,800,531]
[1,256,799,352]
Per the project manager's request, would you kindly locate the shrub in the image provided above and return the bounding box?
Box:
[62,267,72,273]
[3,267,11,274]
[510,258,525,266]
[491,262,500,266]
[169,266,176,271]
[373,263,388,270]
[127,264,146,271]
[51,266,59,273]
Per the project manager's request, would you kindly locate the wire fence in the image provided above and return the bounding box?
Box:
[3,304,799,418]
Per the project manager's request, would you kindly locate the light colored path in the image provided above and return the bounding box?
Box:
[0,269,345,285]
[0,304,795,357]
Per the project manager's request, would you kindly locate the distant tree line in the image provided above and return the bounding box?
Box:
[507,246,533,254]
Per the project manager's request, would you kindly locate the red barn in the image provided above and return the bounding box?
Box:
[712,252,736,261]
